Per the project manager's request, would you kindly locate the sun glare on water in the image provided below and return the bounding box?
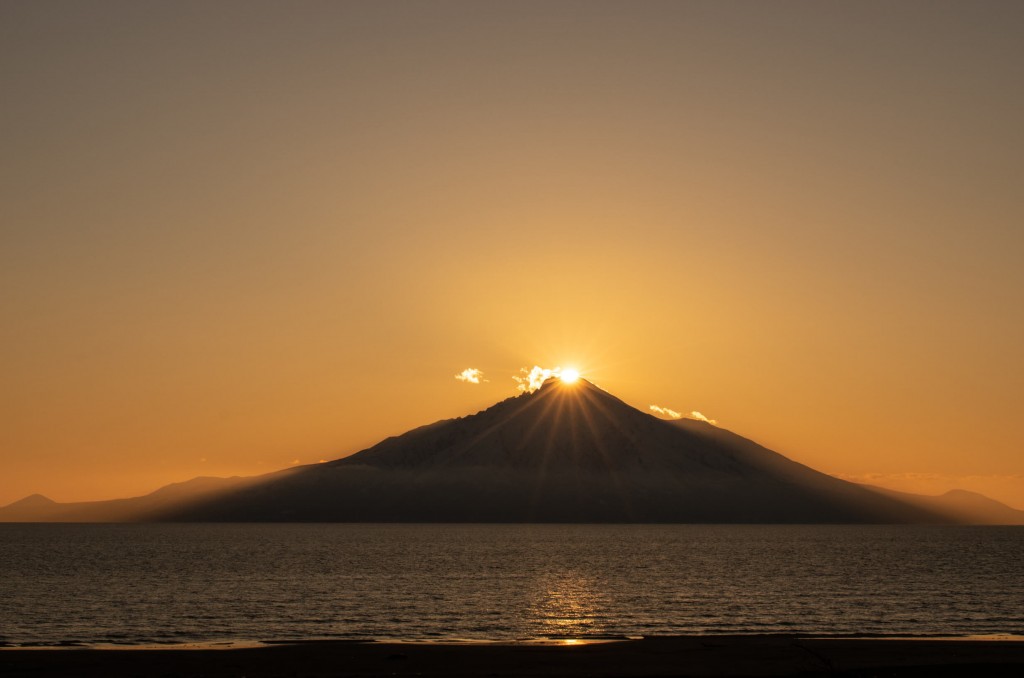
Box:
[560,368,580,384]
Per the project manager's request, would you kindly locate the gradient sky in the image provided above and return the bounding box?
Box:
[2,1,1022,508]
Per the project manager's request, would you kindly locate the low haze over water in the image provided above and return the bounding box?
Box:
[2,524,1022,646]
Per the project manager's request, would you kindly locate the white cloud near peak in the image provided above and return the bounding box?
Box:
[513,366,570,392]
[455,368,487,384]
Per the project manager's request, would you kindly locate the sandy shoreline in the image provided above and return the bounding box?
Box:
[3,636,1024,677]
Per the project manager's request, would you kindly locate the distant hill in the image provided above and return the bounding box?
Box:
[865,487,1024,525]
[3,378,1022,524]
[0,476,256,523]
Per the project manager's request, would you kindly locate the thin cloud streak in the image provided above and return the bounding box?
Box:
[649,405,717,425]
[690,411,717,425]
[649,405,683,419]
[833,472,1024,483]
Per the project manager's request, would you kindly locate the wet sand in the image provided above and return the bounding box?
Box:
[3,636,1024,677]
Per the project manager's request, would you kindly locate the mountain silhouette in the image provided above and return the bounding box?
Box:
[3,378,1022,523]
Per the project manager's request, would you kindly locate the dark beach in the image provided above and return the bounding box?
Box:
[4,636,1024,677]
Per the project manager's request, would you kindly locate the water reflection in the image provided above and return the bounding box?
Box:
[529,571,607,638]
[5,524,1022,644]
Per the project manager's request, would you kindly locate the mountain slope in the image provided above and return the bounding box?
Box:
[148,379,949,523]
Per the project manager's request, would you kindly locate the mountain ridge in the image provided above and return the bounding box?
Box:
[3,379,1022,524]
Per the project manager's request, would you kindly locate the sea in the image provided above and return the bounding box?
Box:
[1,524,1022,646]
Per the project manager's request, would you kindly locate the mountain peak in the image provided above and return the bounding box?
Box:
[339,373,666,474]
[534,374,594,392]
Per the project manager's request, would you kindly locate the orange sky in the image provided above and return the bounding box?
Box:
[2,1,1022,509]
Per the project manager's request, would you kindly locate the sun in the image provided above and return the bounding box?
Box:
[560,368,580,384]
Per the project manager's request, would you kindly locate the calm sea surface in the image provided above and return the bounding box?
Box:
[1,524,1022,645]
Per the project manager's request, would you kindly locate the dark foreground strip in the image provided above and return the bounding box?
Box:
[2,636,1024,677]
